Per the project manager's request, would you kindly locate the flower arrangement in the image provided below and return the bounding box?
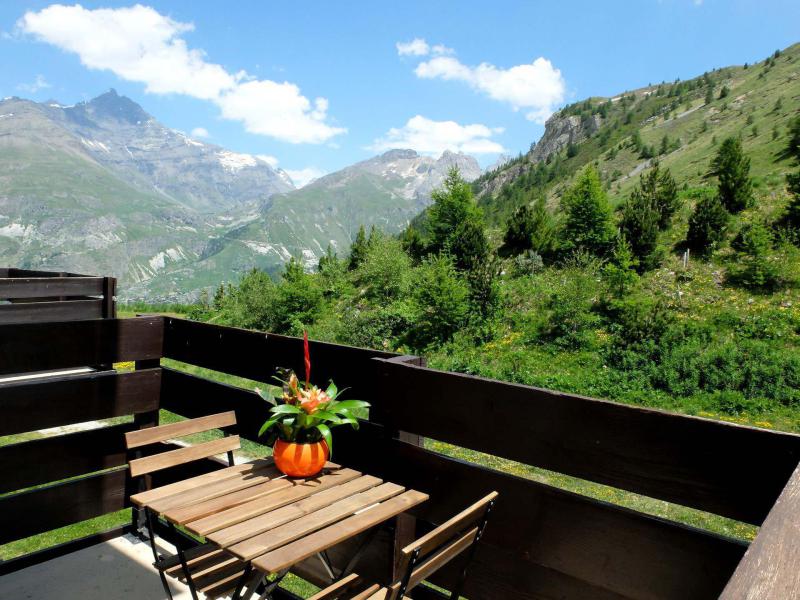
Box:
[256,332,369,458]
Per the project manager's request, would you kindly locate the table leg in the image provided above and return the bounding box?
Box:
[392,513,417,581]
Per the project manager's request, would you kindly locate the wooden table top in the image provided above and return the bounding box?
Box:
[130,459,429,575]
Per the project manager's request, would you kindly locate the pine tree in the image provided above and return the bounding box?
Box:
[729,222,779,289]
[561,166,615,257]
[704,87,714,105]
[686,195,730,256]
[212,283,226,310]
[777,171,800,245]
[348,224,369,270]
[711,137,753,212]
[620,189,661,272]
[603,235,639,298]
[789,115,800,161]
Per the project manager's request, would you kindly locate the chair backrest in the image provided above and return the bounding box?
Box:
[385,491,498,600]
[124,411,239,482]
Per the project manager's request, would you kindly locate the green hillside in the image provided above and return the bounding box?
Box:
[478,44,799,224]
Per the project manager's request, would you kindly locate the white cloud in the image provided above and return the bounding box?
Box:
[396,38,454,58]
[396,38,429,56]
[190,126,209,138]
[285,167,326,188]
[256,154,279,168]
[370,115,505,155]
[17,74,50,93]
[18,4,344,144]
[412,51,566,123]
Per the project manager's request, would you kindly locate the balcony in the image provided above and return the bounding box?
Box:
[0,269,799,599]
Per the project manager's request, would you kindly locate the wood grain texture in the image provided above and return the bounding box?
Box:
[252,490,429,574]
[0,316,163,375]
[190,469,367,537]
[130,459,274,507]
[162,317,396,401]
[720,461,800,599]
[0,299,103,324]
[128,435,240,477]
[0,277,104,299]
[125,411,236,449]
[335,424,747,600]
[143,463,283,513]
[0,469,127,544]
[372,358,800,525]
[228,482,406,561]
[0,368,161,436]
[0,422,136,494]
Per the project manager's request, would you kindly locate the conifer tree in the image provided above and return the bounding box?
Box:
[348,224,369,270]
[620,190,661,272]
[686,195,730,256]
[561,166,615,257]
[711,137,753,212]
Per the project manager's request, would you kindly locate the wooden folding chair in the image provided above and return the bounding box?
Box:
[309,491,498,600]
[125,411,243,600]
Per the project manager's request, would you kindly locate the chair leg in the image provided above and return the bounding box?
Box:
[168,521,200,600]
[449,500,495,600]
[145,509,175,600]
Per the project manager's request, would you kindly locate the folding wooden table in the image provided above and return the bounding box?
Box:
[131,460,428,599]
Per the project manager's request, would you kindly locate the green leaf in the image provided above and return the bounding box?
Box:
[270,404,302,415]
[331,400,370,411]
[325,380,338,399]
[310,410,342,423]
[316,423,333,457]
[255,387,277,406]
[258,417,280,438]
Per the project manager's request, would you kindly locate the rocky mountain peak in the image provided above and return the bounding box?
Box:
[75,89,152,126]
[380,149,419,161]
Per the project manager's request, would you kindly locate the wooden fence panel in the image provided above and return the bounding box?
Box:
[0,469,127,545]
[334,425,747,600]
[0,299,104,323]
[372,359,800,525]
[162,317,395,399]
[720,461,800,598]
[160,367,268,441]
[0,369,161,436]
[0,316,163,376]
[0,277,105,300]
[0,423,136,494]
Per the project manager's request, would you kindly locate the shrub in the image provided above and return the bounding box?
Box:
[408,255,471,348]
[560,166,615,258]
[353,235,412,302]
[711,137,753,212]
[545,267,602,350]
[686,194,729,256]
[728,221,781,290]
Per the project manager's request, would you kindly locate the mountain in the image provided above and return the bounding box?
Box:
[473,43,800,226]
[47,89,294,213]
[0,90,481,300]
[138,149,482,298]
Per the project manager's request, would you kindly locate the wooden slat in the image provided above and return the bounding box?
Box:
[125,411,236,449]
[0,316,163,376]
[307,574,368,600]
[404,491,497,558]
[162,317,396,401]
[720,461,800,599]
[160,368,276,441]
[183,468,363,534]
[0,277,105,299]
[0,422,136,494]
[229,482,407,561]
[130,459,274,507]
[0,369,160,437]
[405,527,477,591]
[252,490,429,574]
[373,358,800,525]
[0,299,103,323]
[143,463,284,513]
[129,436,240,477]
[0,469,126,545]
[204,475,383,543]
[335,424,747,600]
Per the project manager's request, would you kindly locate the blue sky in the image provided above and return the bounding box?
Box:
[1,1,798,185]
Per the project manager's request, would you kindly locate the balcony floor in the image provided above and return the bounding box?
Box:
[0,534,204,600]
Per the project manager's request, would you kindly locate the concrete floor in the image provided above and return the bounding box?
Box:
[0,534,204,600]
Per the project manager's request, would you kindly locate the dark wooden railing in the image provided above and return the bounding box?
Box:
[0,268,115,324]
[1,313,799,599]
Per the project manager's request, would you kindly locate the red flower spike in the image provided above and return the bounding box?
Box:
[303,330,311,387]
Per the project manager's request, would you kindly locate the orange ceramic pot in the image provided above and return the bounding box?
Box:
[273,439,329,478]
